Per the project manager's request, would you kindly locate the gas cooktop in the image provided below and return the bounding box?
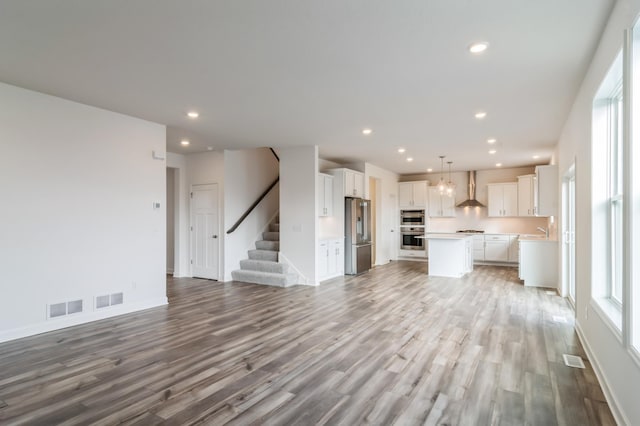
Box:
[456,229,485,233]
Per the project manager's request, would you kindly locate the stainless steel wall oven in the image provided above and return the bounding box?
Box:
[400,227,425,250]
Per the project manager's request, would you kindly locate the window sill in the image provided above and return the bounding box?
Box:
[590,298,623,342]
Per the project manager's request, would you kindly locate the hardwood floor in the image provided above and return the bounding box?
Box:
[0,262,615,425]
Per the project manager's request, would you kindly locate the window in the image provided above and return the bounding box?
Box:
[591,49,623,330]
[608,83,624,305]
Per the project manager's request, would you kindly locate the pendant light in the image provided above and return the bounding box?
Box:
[446,161,455,197]
[437,156,446,195]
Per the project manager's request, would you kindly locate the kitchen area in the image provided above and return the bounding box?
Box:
[317,162,559,288]
[398,164,559,285]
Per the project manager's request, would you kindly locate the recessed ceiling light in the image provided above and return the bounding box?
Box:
[362,128,373,135]
[487,138,497,144]
[427,168,433,172]
[398,148,406,153]
[207,146,213,151]
[469,42,489,54]
[489,149,497,154]
[496,163,502,167]
[475,111,487,119]
[187,111,199,118]
[533,155,540,159]
[180,139,190,146]
[407,157,414,162]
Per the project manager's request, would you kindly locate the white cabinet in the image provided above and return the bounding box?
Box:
[317,173,334,217]
[519,239,558,287]
[518,167,558,217]
[535,165,558,217]
[517,174,536,216]
[318,238,344,281]
[399,181,428,208]
[329,168,365,198]
[484,234,510,262]
[472,234,519,264]
[473,235,485,261]
[428,187,456,217]
[487,183,518,217]
[344,169,365,198]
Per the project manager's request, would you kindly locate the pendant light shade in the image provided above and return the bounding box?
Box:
[446,161,455,197]
[437,156,446,195]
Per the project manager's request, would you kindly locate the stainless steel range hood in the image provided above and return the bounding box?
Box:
[456,171,485,208]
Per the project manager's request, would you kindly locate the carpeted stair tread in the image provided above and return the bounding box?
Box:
[248,249,278,261]
[256,240,279,251]
[262,231,280,241]
[231,270,297,287]
[240,259,288,274]
[270,223,280,232]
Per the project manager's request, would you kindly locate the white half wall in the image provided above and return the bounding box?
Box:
[0,82,167,342]
[279,146,318,285]
[223,148,279,281]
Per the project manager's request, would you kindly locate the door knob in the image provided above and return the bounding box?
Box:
[212,235,218,239]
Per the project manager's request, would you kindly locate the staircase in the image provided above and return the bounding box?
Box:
[231,220,298,287]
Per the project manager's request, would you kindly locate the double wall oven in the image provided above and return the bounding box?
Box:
[400,209,425,250]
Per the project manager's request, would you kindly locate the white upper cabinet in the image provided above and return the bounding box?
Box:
[399,181,428,208]
[317,173,334,217]
[517,174,536,216]
[344,169,365,198]
[327,168,365,199]
[487,183,518,217]
[428,186,456,217]
[535,165,558,217]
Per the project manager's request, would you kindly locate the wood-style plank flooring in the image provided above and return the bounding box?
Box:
[0,262,615,425]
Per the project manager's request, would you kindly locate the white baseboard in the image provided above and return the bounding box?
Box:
[575,320,629,426]
[0,297,168,344]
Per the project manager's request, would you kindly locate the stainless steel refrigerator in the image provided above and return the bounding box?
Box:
[345,197,372,275]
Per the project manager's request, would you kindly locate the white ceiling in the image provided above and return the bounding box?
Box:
[0,1,614,174]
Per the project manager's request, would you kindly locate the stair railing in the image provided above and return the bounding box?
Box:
[226,148,279,234]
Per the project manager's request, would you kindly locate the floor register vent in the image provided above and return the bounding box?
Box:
[563,354,586,369]
[48,300,83,319]
[95,292,124,309]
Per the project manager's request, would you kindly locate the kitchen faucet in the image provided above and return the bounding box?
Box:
[537,226,549,238]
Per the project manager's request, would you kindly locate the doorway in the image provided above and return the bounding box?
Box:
[190,183,220,280]
[562,164,576,306]
[166,168,177,275]
[369,177,378,265]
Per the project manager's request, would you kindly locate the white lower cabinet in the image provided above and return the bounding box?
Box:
[472,234,519,264]
[519,239,558,287]
[473,235,485,261]
[484,235,510,262]
[318,238,344,281]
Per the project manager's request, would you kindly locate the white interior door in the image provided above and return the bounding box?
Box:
[191,184,219,280]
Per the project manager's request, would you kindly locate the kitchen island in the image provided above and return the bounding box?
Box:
[423,234,474,278]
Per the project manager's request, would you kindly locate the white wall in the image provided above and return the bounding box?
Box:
[280,146,318,285]
[556,0,640,423]
[364,163,399,264]
[223,148,279,281]
[0,82,167,342]
[402,167,549,234]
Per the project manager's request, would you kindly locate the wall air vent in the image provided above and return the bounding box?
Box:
[95,292,124,309]
[47,300,83,319]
